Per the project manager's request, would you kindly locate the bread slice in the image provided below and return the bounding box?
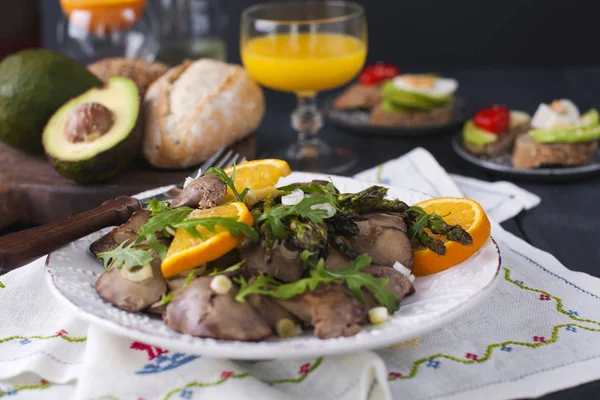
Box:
[512,134,598,169]
[370,102,452,127]
[88,58,168,97]
[333,84,382,110]
[464,124,529,158]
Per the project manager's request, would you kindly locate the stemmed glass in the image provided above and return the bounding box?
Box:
[241,1,367,173]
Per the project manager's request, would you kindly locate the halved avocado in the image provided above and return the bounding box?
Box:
[43,77,140,184]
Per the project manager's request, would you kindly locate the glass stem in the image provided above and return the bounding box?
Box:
[292,94,323,144]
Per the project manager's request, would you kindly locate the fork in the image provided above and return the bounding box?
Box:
[0,148,245,272]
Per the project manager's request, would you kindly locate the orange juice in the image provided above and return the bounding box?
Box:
[242,33,366,94]
[60,0,146,33]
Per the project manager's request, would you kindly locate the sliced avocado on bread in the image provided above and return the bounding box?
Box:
[529,109,600,144]
[513,109,600,169]
[382,81,453,110]
[463,110,531,157]
[0,49,102,153]
[43,77,141,184]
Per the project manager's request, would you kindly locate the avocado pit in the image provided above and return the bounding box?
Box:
[65,102,114,143]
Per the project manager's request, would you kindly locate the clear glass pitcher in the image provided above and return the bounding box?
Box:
[57,0,158,64]
[151,0,228,65]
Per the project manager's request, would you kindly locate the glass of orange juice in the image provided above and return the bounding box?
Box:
[241,1,367,173]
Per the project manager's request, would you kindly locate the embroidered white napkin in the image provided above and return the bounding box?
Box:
[5,148,600,400]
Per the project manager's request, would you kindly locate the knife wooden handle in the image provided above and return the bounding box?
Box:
[0,196,141,272]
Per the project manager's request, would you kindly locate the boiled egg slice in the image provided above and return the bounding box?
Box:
[393,74,458,97]
[531,99,580,130]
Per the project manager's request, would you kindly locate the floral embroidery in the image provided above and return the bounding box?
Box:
[162,358,323,400]
[387,267,600,382]
[179,389,193,399]
[131,342,199,375]
[0,380,52,398]
[388,372,403,380]
[19,338,31,345]
[0,332,86,345]
[299,363,310,375]
[426,359,440,369]
[220,371,233,379]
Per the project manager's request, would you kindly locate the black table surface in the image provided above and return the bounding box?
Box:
[254,66,600,399]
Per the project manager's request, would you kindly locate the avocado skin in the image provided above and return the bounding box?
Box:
[47,121,142,185]
[463,120,498,147]
[0,49,102,153]
[529,109,600,144]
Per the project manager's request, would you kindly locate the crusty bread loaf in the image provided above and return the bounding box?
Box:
[512,134,598,169]
[88,58,169,97]
[142,59,265,169]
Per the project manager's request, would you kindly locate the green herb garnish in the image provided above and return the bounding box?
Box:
[97,242,154,271]
[172,217,259,241]
[138,199,193,239]
[157,269,198,306]
[405,206,450,240]
[256,195,332,239]
[205,164,249,202]
[234,252,399,311]
[278,182,339,209]
[208,260,245,276]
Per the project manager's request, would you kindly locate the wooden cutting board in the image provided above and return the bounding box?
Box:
[0,135,256,230]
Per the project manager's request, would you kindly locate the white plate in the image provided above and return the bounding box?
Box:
[45,172,501,360]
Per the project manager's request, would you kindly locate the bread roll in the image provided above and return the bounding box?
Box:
[88,58,169,97]
[142,59,265,169]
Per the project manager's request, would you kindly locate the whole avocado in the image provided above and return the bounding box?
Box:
[0,49,102,153]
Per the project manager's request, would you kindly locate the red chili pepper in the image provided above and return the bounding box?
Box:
[359,63,400,85]
[473,105,510,134]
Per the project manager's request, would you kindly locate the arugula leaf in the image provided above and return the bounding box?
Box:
[405,206,450,240]
[97,242,153,271]
[205,165,249,202]
[138,202,193,238]
[256,194,331,239]
[323,254,398,311]
[172,217,259,241]
[157,269,198,306]
[234,251,399,311]
[145,233,167,260]
[209,260,245,276]
[278,182,339,209]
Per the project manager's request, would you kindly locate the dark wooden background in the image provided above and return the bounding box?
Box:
[42,0,600,67]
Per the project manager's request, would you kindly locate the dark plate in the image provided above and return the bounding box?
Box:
[324,96,468,137]
[452,132,600,181]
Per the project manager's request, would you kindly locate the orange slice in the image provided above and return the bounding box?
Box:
[412,198,491,276]
[161,202,253,278]
[60,0,146,34]
[223,159,291,203]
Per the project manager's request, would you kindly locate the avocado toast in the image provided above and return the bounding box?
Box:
[371,75,457,127]
[462,106,531,157]
[512,102,600,169]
